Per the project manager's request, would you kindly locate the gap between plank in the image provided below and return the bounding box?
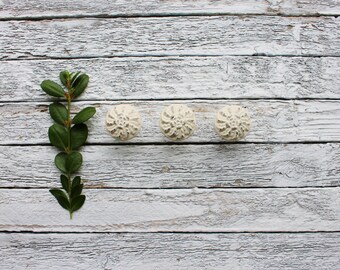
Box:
[0,230,339,234]
[1,141,340,147]
[0,13,338,22]
[2,53,340,62]
[0,186,339,190]
[3,97,340,104]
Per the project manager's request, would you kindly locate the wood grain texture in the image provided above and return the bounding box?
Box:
[1,56,339,101]
[1,233,339,270]
[2,0,340,266]
[1,0,339,18]
[2,100,340,144]
[1,16,339,60]
[0,188,339,232]
[1,144,339,188]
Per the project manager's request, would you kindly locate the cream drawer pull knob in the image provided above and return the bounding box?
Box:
[215,105,251,141]
[106,104,141,141]
[160,104,196,141]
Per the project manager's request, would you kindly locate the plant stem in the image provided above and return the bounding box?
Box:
[66,81,73,219]
[66,94,72,154]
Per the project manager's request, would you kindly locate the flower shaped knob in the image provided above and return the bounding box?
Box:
[215,105,251,141]
[160,104,196,141]
[106,104,141,141]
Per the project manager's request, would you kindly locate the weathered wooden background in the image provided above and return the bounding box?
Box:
[0,1,340,269]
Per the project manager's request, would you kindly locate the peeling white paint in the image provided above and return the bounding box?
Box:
[1,100,340,144]
[1,233,339,269]
[0,188,339,232]
[1,57,339,101]
[0,16,338,60]
[0,0,338,18]
[1,1,339,269]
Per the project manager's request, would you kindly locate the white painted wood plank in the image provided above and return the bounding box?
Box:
[2,100,340,144]
[1,144,339,188]
[0,188,339,232]
[1,0,339,18]
[1,16,339,59]
[1,233,339,270]
[1,56,339,101]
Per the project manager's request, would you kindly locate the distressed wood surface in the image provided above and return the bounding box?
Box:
[1,16,339,60]
[2,1,340,267]
[0,188,339,232]
[1,0,339,18]
[1,233,339,270]
[1,56,339,102]
[1,144,339,188]
[0,0,340,270]
[2,100,340,144]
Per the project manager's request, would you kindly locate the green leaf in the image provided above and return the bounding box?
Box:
[66,152,83,174]
[50,188,68,198]
[49,188,70,210]
[55,196,70,210]
[59,71,69,87]
[41,80,65,97]
[48,124,68,150]
[71,195,86,212]
[71,184,83,198]
[72,107,96,125]
[70,71,81,86]
[55,152,82,174]
[72,74,89,98]
[49,102,68,126]
[72,176,81,188]
[70,124,88,150]
[55,152,68,173]
[60,174,69,192]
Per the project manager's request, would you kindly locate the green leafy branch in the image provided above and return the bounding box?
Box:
[40,71,96,219]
